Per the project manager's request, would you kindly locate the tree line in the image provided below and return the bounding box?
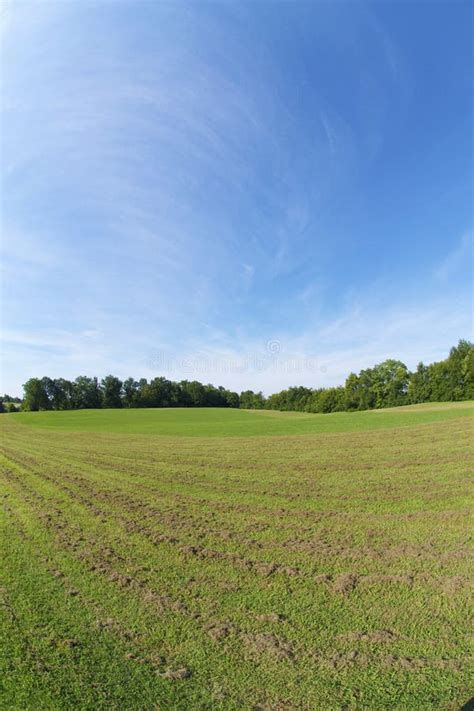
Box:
[266,339,473,413]
[8,339,474,414]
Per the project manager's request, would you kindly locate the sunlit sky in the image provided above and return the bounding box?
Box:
[1,1,472,396]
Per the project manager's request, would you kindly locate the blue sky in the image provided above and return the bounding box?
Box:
[1,0,472,396]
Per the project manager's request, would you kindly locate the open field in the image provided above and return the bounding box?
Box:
[11,400,474,437]
[1,403,473,709]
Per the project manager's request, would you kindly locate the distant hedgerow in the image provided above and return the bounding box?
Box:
[16,339,474,414]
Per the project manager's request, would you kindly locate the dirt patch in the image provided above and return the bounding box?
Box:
[332,574,359,595]
[205,622,236,641]
[279,565,299,577]
[241,633,294,661]
[179,543,299,580]
[159,667,192,680]
[95,616,135,641]
[337,629,399,643]
[313,572,362,594]
[141,589,188,614]
[440,576,470,594]
[253,562,279,577]
[383,655,464,671]
[256,613,286,623]
[326,650,369,669]
[107,572,134,588]
[314,574,332,585]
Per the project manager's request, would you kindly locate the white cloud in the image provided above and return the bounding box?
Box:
[434,230,473,282]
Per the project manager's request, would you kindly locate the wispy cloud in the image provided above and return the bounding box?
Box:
[434,231,473,283]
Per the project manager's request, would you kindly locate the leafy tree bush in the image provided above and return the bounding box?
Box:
[23,378,51,411]
[19,340,473,414]
[101,375,123,409]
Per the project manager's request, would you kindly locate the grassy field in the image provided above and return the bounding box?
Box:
[1,403,473,709]
[11,400,474,436]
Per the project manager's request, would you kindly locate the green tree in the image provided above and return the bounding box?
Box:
[447,339,474,400]
[101,375,123,408]
[40,377,74,410]
[23,378,51,411]
[240,390,255,408]
[344,372,360,410]
[55,378,75,409]
[72,376,102,409]
[240,390,266,409]
[123,378,139,407]
[461,344,474,399]
[142,377,180,407]
[370,360,409,408]
[408,362,431,403]
[180,380,206,407]
[225,390,240,408]
[319,386,346,412]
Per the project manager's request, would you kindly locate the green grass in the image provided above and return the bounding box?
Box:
[1,402,473,709]
[11,399,474,436]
